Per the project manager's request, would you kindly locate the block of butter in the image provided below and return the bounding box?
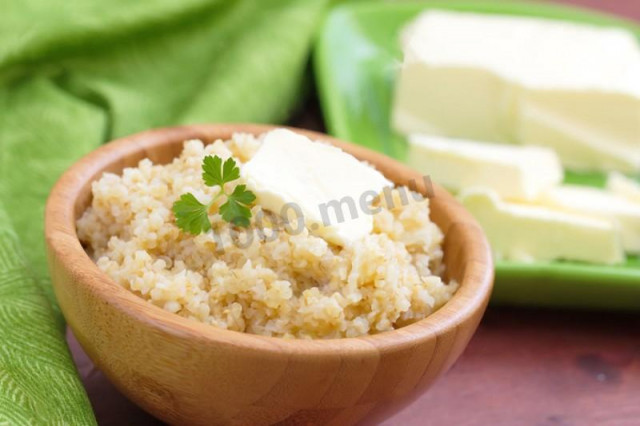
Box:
[242,129,391,246]
[607,172,640,203]
[460,189,624,264]
[393,11,640,173]
[539,185,640,253]
[407,134,562,200]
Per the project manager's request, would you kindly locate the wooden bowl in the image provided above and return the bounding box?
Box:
[45,124,493,426]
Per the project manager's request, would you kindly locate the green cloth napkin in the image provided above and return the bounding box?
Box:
[0,203,95,424]
[0,0,326,422]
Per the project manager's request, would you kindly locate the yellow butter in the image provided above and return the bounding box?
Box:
[460,188,624,264]
[393,11,640,173]
[407,134,562,200]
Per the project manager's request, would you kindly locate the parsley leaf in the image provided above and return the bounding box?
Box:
[173,155,256,234]
[202,155,240,187]
[201,155,223,186]
[222,157,241,183]
[229,184,256,205]
[220,185,256,227]
[172,193,212,235]
[220,198,252,228]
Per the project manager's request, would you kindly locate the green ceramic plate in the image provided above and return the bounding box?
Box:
[314,1,640,309]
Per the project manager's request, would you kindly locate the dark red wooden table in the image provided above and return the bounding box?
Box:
[68,1,640,424]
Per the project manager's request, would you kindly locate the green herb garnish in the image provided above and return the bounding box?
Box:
[172,155,256,234]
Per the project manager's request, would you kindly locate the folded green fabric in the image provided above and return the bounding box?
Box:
[0,204,95,424]
[0,0,327,422]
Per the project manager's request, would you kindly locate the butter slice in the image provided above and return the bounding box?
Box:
[460,189,624,264]
[407,134,562,200]
[539,185,640,253]
[607,172,640,203]
[242,129,391,246]
[393,11,640,173]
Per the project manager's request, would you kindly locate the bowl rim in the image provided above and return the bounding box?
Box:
[45,123,493,356]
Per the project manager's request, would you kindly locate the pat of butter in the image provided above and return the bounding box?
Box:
[460,189,624,264]
[607,172,640,203]
[407,134,562,200]
[393,11,640,173]
[539,185,640,253]
[242,129,391,246]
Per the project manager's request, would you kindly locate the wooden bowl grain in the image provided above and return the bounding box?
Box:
[45,124,493,426]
